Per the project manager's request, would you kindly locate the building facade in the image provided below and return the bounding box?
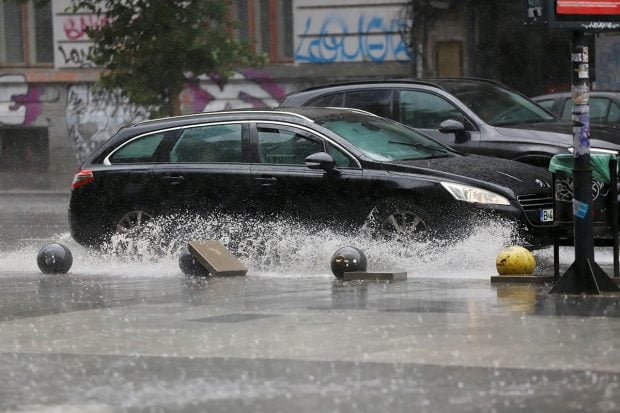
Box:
[0,0,618,189]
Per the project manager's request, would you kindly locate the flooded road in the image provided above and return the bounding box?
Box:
[2,192,620,412]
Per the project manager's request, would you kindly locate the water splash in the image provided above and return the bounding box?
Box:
[1,212,559,279]
[100,213,522,279]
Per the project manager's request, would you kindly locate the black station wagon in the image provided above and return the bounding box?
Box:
[69,107,555,249]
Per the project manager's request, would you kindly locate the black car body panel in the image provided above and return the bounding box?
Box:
[281,78,620,167]
[69,107,555,249]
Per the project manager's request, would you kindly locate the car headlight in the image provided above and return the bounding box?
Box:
[440,182,511,205]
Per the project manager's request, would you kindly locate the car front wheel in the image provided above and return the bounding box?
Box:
[368,198,434,240]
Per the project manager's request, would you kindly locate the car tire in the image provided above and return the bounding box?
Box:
[111,209,156,256]
[368,197,434,240]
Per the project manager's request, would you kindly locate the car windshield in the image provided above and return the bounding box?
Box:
[318,115,456,161]
[450,84,556,126]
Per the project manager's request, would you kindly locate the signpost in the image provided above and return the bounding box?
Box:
[526,0,620,293]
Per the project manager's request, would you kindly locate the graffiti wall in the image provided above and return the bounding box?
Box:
[66,85,149,163]
[65,69,287,163]
[180,69,288,113]
[52,0,103,69]
[294,0,412,63]
[0,75,44,126]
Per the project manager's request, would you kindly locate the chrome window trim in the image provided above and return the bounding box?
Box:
[103,121,248,165]
[132,110,315,127]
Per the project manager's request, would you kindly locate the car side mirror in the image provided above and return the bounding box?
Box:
[305,152,336,172]
[438,119,469,143]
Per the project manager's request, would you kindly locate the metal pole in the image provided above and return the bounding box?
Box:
[550,31,619,294]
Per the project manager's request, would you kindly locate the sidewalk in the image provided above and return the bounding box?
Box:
[1,271,619,412]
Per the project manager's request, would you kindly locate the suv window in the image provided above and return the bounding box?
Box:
[109,133,165,164]
[309,93,344,107]
[257,126,323,165]
[344,90,393,118]
[609,101,620,124]
[398,90,463,129]
[170,124,242,163]
[534,99,555,112]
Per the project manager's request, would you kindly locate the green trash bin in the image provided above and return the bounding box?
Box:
[548,154,617,224]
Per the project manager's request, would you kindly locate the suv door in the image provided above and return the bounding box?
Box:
[152,122,253,216]
[250,122,368,228]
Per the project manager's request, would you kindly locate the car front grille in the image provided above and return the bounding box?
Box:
[517,193,554,211]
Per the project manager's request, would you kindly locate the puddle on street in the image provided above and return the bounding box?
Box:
[0,212,595,279]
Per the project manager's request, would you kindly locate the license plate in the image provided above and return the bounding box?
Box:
[540,208,554,223]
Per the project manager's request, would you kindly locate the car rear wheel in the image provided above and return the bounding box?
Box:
[112,209,155,257]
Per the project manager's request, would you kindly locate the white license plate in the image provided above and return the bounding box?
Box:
[540,208,554,222]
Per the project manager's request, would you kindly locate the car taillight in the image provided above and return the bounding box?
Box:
[71,169,95,190]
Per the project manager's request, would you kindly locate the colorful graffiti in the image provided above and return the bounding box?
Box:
[66,85,149,163]
[66,71,285,163]
[295,15,413,63]
[180,69,287,113]
[0,75,44,126]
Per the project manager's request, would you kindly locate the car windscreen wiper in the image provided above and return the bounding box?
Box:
[388,140,452,154]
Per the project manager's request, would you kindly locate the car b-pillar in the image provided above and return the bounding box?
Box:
[550,31,618,294]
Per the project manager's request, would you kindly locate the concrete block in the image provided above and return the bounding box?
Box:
[187,240,247,277]
[490,275,555,284]
[343,271,407,281]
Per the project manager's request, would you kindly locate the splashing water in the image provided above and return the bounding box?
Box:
[100,212,523,279]
[1,212,556,279]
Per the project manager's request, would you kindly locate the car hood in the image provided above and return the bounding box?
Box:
[386,155,552,196]
[494,121,620,151]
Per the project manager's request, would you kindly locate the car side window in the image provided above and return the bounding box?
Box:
[326,142,356,167]
[109,133,165,163]
[257,126,323,165]
[608,101,620,124]
[170,124,242,163]
[343,90,393,118]
[562,98,611,124]
[399,90,463,129]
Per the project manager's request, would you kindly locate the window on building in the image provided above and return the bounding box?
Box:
[0,1,53,66]
[230,0,294,62]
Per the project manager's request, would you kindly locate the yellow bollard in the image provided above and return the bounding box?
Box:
[496,246,536,275]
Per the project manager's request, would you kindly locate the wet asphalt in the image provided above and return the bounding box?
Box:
[1,192,620,412]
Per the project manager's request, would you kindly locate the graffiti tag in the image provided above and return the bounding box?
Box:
[63,15,108,40]
[295,15,413,63]
[66,85,149,163]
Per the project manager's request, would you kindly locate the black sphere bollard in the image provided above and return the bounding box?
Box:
[36,243,73,274]
[330,246,368,279]
[179,247,210,277]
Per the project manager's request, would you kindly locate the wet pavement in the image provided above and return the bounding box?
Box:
[1,192,620,412]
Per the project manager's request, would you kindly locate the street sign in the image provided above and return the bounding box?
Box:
[556,0,620,15]
[524,0,620,30]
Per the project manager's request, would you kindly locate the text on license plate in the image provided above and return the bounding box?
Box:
[540,208,554,223]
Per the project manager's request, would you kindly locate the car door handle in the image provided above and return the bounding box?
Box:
[255,176,278,186]
[162,175,185,185]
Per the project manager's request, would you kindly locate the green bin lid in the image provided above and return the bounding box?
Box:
[548,154,617,183]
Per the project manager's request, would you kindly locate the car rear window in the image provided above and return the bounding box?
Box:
[108,133,165,163]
